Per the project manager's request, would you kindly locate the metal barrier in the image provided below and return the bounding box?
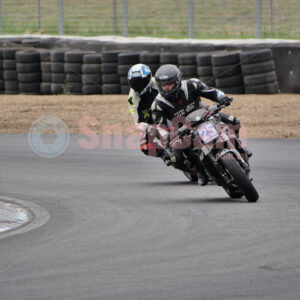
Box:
[0,0,299,39]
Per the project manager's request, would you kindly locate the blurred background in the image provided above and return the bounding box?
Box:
[0,0,299,39]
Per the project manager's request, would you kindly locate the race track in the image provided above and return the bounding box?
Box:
[0,135,299,300]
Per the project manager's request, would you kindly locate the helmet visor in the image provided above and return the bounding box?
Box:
[129,77,150,93]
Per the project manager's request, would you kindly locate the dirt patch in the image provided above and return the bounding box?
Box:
[0,94,299,138]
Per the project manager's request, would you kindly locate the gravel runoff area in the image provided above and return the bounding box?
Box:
[0,94,299,138]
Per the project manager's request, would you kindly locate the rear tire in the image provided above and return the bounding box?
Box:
[220,153,259,202]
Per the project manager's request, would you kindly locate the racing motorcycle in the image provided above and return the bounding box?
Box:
[163,103,259,202]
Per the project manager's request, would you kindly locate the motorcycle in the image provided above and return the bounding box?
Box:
[163,103,259,202]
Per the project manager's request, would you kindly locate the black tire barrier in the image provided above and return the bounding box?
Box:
[65,51,90,63]
[83,54,102,64]
[197,66,213,77]
[101,51,120,63]
[117,64,132,76]
[148,64,160,75]
[216,74,243,89]
[82,53,102,94]
[118,53,140,65]
[212,51,241,66]
[42,73,52,82]
[66,73,82,83]
[82,74,102,85]
[240,49,278,94]
[51,62,64,73]
[4,90,19,95]
[41,62,51,73]
[121,85,130,95]
[82,84,102,95]
[179,65,197,77]
[212,51,243,94]
[40,82,52,94]
[140,52,160,64]
[241,60,275,75]
[120,76,129,85]
[3,48,24,59]
[102,74,120,84]
[51,50,65,62]
[196,53,212,66]
[199,76,216,87]
[16,62,41,73]
[178,53,196,65]
[17,72,42,83]
[240,48,273,64]
[64,63,82,74]
[102,83,121,94]
[212,64,241,78]
[245,82,279,94]
[4,80,19,91]
[65,82,82,94]
[82,64,102,74]
[19,82,41,94]
[16,50,40,63]
[3,60,16,70]
[39,49,51,62]
[51,83,64,94]
[221,85,245,94]
[160,52,178,64]
[101,63,118,73]
[4,70,17,81]
[243,71,277,86]
[52,73,66,84]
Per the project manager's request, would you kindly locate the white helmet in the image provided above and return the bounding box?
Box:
[128,64,152,96]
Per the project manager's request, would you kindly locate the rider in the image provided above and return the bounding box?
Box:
[127,63,168,160]
[151,64,249,185]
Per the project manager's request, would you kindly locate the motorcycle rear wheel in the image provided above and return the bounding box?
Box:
[220,153,259,202]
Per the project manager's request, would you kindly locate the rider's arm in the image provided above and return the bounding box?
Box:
[128,89,148,127]
[150,100,169,146]
[189,78,230,104]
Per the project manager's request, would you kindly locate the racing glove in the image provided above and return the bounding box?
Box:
[219,96,233,106]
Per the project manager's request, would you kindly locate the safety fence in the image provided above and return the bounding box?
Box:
[0,0,299,39]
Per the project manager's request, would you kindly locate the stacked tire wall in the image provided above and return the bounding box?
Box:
[51,50,65,94]
[212,51,244,94]
[64,51,89,95]
[3,48,21,94]
[40,50,52,94]
[240,49,279,94]
[101,51,121,94]
[178,53,197,80]
[118,52,140,94]
[196,52,216,87]
[0,37,300,94]
[16,50,41,94]
[82,53,102,95]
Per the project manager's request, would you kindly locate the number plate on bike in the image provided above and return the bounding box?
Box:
[197,123,219,144]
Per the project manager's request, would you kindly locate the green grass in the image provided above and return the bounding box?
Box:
[1,0,300,39]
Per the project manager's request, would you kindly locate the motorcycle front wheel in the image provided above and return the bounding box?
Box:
[220,153,259,202]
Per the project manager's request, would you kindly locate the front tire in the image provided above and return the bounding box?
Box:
[220,153,259,202]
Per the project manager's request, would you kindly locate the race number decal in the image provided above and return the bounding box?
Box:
[198,122,218,144]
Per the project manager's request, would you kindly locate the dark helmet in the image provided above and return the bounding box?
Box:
[155,64,181,100]
[128,64,152,96]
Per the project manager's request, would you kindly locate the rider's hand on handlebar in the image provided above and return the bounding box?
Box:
[219,96,233,107]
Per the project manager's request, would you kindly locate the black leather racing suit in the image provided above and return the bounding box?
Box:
[151,78,232,170]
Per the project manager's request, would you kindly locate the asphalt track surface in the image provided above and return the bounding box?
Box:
[0,135,299,300]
